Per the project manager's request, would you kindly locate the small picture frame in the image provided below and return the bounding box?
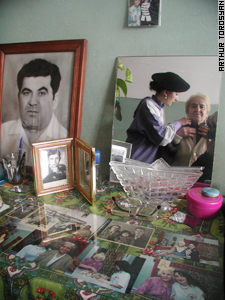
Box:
[110,139,132,183]
[75,138,96,205]
[32,138,74,196]
[128,0,161,27]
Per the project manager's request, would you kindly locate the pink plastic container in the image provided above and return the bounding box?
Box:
[186,187,223,220]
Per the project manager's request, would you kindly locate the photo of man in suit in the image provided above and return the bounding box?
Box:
[43,148,67,183]
[1,58,68,165]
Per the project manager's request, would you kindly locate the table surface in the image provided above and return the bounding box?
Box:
[0,179,224,300]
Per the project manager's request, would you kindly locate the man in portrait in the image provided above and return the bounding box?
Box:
[131,227,149,248]
[43,149,67,183]
[1,58,68,166]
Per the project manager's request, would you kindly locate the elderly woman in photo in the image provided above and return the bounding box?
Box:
[134,268,174,300]
[169,269,206,300]
[79,252,105,274]
[164,93,217,181]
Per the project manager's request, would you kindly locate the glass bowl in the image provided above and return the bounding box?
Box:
[109,158,203,206]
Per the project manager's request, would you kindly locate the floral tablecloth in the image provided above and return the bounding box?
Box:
[0,181,224,300]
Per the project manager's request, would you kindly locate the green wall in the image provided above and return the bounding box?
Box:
[0,0,224,193]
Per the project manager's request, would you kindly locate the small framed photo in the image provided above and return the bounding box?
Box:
[32,138,74,196]
[110,139,132,183]
[128,0,161,27]
[75,138,96,205]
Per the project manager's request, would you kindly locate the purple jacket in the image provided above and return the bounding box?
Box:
[81,257,103,273]
[134,276,174,300]
[126,96,182,164]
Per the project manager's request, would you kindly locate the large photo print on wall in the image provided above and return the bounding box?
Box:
[0,40,87,168]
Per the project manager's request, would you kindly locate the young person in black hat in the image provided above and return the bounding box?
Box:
[126,72,191,164]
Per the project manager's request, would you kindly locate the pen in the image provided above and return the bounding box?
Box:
[19,152,26,169]
[18,137,23,163]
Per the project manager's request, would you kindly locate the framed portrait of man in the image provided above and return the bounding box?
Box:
[0,40,87,168]
[31,138,74,196]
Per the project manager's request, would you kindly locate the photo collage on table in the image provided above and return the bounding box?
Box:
[1,203,223,298]
[68,242,222,297]
[2,203,108,262]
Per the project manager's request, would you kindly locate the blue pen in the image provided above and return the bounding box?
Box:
[18,137,23,162]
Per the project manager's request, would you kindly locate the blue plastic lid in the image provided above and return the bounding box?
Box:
[95,149,101,164]
[202,187,220,197]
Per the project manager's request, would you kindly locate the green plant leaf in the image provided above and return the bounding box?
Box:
[118,60,125,71]
[116,85,120,100]
[117,78,127,97]
[115,103,122,121]
[125,68,133,83]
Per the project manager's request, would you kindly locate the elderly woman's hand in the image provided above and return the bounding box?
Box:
[197,125,208,137]
[177,126,196,138]
[91,267,98,274]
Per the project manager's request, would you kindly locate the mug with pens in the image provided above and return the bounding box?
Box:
[2,137,26,185]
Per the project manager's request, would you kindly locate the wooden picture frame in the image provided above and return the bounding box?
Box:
[0,39,87,170]
[32,138,74,197]
[75,138,96,205]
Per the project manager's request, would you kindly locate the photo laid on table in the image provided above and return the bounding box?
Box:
[98,220,155,249]
[10,231,89,274]
[6,203,38,220]
[71,245,146,294]
[45,204,109,240]
[132,257,222,300]
[19,203,61,231]
[37,204,82,236]
[152,231,220,266]
[18,203,109,240]
[0,217,34,254]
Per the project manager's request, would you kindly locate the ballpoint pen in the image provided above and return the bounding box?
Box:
[17,137,23,165]
[19,152,26,169]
